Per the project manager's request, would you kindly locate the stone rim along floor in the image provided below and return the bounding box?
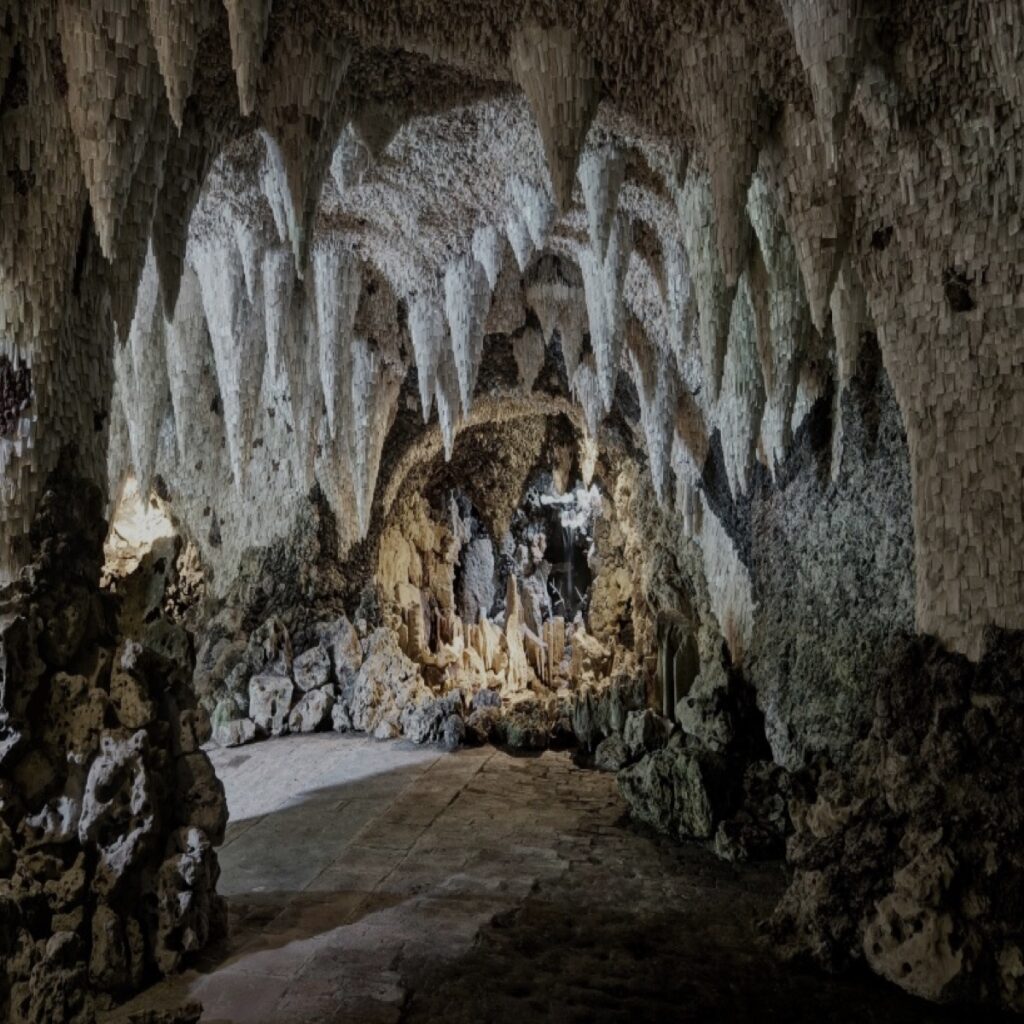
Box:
[106,733,969,1023]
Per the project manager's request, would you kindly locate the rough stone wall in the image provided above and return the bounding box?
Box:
[745,338,916,770]
[0,456,226,1023]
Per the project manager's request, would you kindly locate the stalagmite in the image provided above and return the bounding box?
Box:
[780,0,869,159]
[578,147,626,260]
[58,0,164,261]
[146,0,206,130]
[313,243,361,441]
[509,22,600,213]
[223,0,271,117]
[444,254,492,416]
[408,292,446,423]
[580,211,632,411]
[260,20,351,272]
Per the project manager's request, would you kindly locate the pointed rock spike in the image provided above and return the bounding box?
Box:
[146,0,203,130]
[223,0,270,117]
[510,22,600,213]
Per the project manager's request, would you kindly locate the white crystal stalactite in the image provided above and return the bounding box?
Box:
[260,22,351,273]
[408,293,446,423]
[578,147,626,260]
[472,225,504,291]
[114,248,170,500]
[628,323,677,506]
[434,346,460,461]
[676,171,734,402]
[444,255,492,417]
[581,211,632,412]
[163,267,210,462]
[313,244,361,442]
[342,338,402,539]
[717,272,766,498]
[192,232,267,491]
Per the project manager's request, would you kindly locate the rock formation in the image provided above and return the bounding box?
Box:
[0,0,1022,1016]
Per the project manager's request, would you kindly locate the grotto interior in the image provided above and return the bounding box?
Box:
[2,1,1024,1022]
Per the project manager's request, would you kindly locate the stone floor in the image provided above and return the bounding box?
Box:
[106,733,967,1024]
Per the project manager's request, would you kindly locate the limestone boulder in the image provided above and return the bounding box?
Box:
[210,700,256,747]
[293,645,332,691]
[288,687,335,733]
[623,708,673,759]
[248,673,294,737]
[594,733,629,772]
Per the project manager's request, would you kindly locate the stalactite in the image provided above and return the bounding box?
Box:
[57,0,164,261]
[505,207,536,272]
[578,146,626,261]
[263,245,303,433]
[680,26,763,288]
[676,170,735,402]
[408,291,446,423]
[146,0,207,130]
[114,247,170,499]
[829,258,870,478]
[192,230,267,491]
[163,266,212,461]
[717,271,766,498]
[513,326,545,392]
[626,318,676,505]
[509,22,600,213]
[313,242,361,441]
[472,224,504,291]
[444,254,492,416]
[223,0,270,117]
[747,174,813,474]
[580,210,632,412]
[260,19,351,273]
[510,176,556,252]
[763,104,854,335]
[0,6,91,578]
[434,344,460,460]
[351,98,406,160]
[151,112,218,319]
[779,0,869,160]
[341,336,402,538]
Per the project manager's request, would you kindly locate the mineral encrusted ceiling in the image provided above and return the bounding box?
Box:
[1,0,1023,661]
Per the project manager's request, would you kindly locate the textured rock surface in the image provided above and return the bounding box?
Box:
[0,457,225,1023]
[771,631,1024,1011]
